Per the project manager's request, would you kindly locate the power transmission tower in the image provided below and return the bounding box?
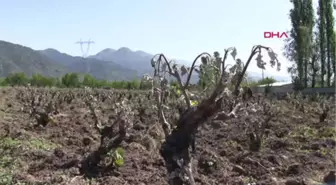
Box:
[75,38,95,58]
[75,39,95,73]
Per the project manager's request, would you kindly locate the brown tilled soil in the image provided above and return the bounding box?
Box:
[0,87,335,185]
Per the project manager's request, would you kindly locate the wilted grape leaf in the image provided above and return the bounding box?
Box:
[151,59,156,68]
[161,62,167,71]
[201,57,208,65]
[231,48,237,60]
[267,49,277,61]
[256,54,266,69]
[236,58,242,64]
[194,68,200,74]
[277,62,281,71]
[180,65,188,76]
[229,65,237,73]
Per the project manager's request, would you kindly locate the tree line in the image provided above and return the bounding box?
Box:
[0,71,276,90]
[285,0,336,89]
[0,72,152,89]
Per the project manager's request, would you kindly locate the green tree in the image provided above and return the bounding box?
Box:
[325,0,336,86]
[61,73,80,87]
[302,0,315,87]
[55,78,62,87]
[310,31,321,88]
[4,72,28,86]
[334,32,336,85]
[129,80,141,89]
[139,78,152,90]
[285,0,315,89]
[0,78,5,86]
[318,0,327,87]
[30,74,56,87]
[82,74,97,87]
[257,77,277,85]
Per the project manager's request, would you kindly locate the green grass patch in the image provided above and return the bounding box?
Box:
[0,137,59,152]
[290,125,336,140]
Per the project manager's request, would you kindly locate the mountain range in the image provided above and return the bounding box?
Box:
[0,40,290,83]
[88,47,155,75]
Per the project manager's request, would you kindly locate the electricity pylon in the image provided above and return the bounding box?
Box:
[75,38,95,58]
[75,38,95,73]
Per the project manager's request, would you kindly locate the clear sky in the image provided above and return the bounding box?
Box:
[0,0,306,78]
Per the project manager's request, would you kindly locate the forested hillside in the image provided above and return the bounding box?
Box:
[0,41,139,81]
[0,41,66,77]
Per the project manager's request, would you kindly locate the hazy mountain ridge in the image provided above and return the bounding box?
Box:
[0,40,138,81]
[0,41,66,77]
[89,47,201,83]
[89,47,154,75]
[0,40,289,82]
[39,48,139,81]
[89,47,290,82]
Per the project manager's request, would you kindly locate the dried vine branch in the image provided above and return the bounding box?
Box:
[79,95,133,176]
[148,45,280,185]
